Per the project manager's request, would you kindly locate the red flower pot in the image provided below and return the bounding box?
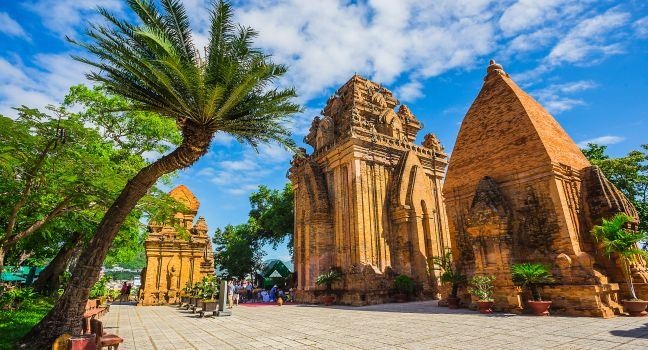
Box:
[321,295,335,306]
[447,296,460,309]
[476,301,494,314]
[623,300,648,316]
[528,300,551,316]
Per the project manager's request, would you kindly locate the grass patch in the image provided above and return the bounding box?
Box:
[0,297,53,350]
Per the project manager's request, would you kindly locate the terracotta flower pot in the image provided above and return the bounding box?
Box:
[476,301,494,314]
[623,300,648,317]
[395,293,407,303]
[321,295,335,306]
[528,300,551,316]
[447,296,460,309]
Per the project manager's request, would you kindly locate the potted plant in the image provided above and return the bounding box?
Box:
[467,275,495,314]
[315,269,342,306]
[592,213,648,316]
[200,276,219,317]
[394,274,415,302]
[511,263,555,316]
[433,249,466,309]
[191,282,204,313]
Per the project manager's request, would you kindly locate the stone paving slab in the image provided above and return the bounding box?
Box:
[102,301,648,350]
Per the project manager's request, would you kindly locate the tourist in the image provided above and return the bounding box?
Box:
[270,285,277,302]
[126,283,132,302]
[119,282,128,302]
[261,289,269,302]
[290,288,295,303]
[246,282,253,303]
[233,282,240,306]
[227,280,234,309]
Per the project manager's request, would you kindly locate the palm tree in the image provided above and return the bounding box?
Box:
[23,0,299,347]
[511,263,554,301]
[591,213,647,300]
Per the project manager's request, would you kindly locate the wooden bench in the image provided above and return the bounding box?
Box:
[82,299,109,334]
[90,319,123,350]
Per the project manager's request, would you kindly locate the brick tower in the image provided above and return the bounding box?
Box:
[443,60,646,317]
[289,75,451,305]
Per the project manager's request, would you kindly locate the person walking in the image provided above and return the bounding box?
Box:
[233,282,240,306]
[246,282,253,303]
[125,283,132,302]
[119,282,128,302]
[227,280,234,309]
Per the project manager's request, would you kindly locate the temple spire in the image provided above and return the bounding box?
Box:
[485,59,508,80]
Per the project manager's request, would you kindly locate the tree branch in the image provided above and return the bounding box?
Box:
[3,196,74,247]
[4,138,58,238]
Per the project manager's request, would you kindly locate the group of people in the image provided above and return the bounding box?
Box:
[226,280,295,308]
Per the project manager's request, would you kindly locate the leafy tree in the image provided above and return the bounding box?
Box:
[212,223,265,280]
[25,1,298,345]
[591,213,648,300]
[582,143,648,233]
[249,183,294,254]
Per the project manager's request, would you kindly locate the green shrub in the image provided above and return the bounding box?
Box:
[315,270,343,293]
[511,263,554,301]
[467,275,495,301]
[394,274,415,295]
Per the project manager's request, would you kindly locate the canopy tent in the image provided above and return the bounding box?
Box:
[260,260,293,289]
[1,272,26,283]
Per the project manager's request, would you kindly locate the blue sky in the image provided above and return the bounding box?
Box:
[1,1,647,262]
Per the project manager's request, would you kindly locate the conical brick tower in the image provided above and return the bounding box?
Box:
[443,60,646,317]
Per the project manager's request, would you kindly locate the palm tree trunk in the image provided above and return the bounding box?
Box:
[33,233,84,295]
[21,124,212,349]
[622,258,638,300]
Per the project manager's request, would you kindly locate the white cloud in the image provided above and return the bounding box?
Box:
[0,54,88,117]
[25,0,123,39]
[0,12,30,40]
[547,9,630,65]
[395,80,424,102]
[499,0,571,36]
[530,80,597,114]
[577,135,625,148]
[233,0,496,101]
[634,16,648,38]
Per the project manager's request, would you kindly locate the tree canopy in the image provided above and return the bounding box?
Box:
[0,84,183,273]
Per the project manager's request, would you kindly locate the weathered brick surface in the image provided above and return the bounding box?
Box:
[443,61,645,317]
[290,75,451,305]
[140,185,215,305]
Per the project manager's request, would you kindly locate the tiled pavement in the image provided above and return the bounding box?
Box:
[102,301,648,350]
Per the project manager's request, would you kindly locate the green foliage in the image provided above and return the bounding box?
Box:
[249,183,294,253]
[582,143,648,233]
[212,223,265,280]
[315,270,342,292]
[201,276,219,300]
[69,0,300,151]
[0,291,53,349]
[89,276,112,299]
[432,249,466,298]
[511,263,554,301]
[591,213,648,300]
[467,275,495,302]
[394,274,415,295]
[0,286,37,311]
[0,85,183,271]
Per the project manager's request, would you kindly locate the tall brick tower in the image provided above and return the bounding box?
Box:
[289,75,451,305]
[443,60,646,317]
